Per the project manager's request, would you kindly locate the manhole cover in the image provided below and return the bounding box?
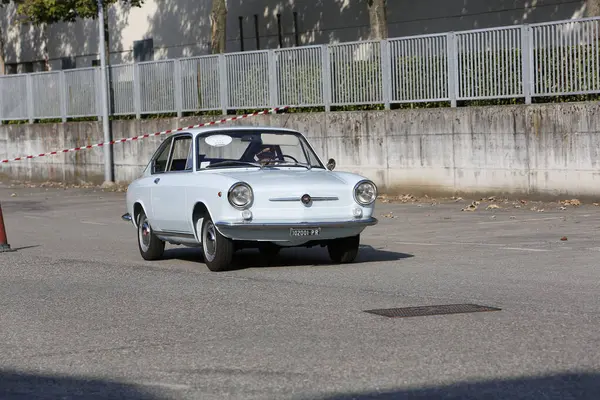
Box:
[364,303,501,318]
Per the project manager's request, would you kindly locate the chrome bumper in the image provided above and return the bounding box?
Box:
[215,217,378,230]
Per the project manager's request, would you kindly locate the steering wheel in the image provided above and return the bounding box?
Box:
[281,154,299,163]
[260,154,300,165]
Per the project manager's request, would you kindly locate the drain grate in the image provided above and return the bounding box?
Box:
[364,303,501,318]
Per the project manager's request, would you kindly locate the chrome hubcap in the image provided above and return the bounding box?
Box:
[203,221,217,262]
[138,216,151,252]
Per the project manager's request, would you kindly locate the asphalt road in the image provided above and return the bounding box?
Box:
[1,183,600,399]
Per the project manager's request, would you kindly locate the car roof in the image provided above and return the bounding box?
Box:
[180,125,303,135]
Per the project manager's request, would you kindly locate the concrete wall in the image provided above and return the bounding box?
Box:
[1,0,591,69]
[2,102,600,198]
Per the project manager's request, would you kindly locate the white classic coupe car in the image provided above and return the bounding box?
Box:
[122,126,378,271]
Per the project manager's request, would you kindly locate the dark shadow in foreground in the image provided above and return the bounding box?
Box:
[0,370,164,400]
[313,372,600,400]
[162,244,413,270]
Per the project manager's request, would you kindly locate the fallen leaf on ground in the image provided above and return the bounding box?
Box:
[561,199,581,206]
[462,202,478,211]
[560,236,568,241]
[486,204,500,210]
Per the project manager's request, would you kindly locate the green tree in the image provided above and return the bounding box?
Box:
[15,0,144,23]
[14,0,145,64]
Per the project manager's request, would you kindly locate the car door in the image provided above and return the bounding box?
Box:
[150,133,194,233]
[134,135,174,231]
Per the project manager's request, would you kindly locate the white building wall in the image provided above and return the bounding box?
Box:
[0,0,590,72]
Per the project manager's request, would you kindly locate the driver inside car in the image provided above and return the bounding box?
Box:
[255,146,276,162]
[244,144,280,163]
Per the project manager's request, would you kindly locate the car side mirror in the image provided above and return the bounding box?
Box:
[326,158,336,171]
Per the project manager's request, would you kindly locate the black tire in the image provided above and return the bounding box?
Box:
[137,210,165,261]
[201,215,234,272]
[327,234,360,264]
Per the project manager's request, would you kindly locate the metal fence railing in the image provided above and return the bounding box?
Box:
[1,16,599,123]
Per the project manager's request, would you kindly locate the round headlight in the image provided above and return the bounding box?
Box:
[228,182,253,209]
[354,180,377,205]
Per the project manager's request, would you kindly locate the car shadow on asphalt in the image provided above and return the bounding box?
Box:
[0,369,163,400]
[313,372,600,400]
[161,244,413,271]
[2,370,597,399]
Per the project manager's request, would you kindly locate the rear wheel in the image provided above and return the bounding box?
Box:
[137,210,165,261]
[327,235,360,264]
[201,215,234,272]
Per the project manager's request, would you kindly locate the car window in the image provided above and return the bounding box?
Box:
[196,130,325,169]
[167,136,193,172]
[152,138,173,174]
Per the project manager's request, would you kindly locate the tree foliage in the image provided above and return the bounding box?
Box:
[14,0,144,24]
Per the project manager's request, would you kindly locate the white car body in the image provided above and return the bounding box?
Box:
[123,126,378,271]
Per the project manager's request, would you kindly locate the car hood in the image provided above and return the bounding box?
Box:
[214,169,350,191]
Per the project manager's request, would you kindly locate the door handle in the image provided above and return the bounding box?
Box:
[154,178,160,184]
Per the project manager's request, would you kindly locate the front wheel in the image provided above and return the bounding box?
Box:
[327,235,360,264]
[137,210,165,261]
[201,216,234,272]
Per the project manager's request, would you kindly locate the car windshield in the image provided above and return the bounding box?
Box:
[196,130,324,170]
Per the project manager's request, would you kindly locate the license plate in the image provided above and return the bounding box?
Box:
[290,227,321,237]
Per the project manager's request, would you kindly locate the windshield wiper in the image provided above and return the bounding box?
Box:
[259,160,311,170]
[204,160,261,169]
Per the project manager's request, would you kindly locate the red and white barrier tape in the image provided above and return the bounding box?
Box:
[1,106,289,164]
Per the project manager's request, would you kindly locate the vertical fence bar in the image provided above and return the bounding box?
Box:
[26,74,34,123]
[521,25,532,104]
[173,59,183,118]
[133,64,141,119]
[527,24,535,101]
[94,67,101,119]
[268,50,278,107]
[59,71,67,122]
[447,32,458,107]
[322,45,331,111]
[218,54,228,114]
[381,39,391,109]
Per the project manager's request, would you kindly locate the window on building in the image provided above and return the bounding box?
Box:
[254,14,260,50]
[238,16,245,51]
[133,38,154,62]
[61,57,76,70]
[5,63,17,74]
[21,62,33,73]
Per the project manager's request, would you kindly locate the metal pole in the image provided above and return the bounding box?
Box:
[98,0,114,184]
